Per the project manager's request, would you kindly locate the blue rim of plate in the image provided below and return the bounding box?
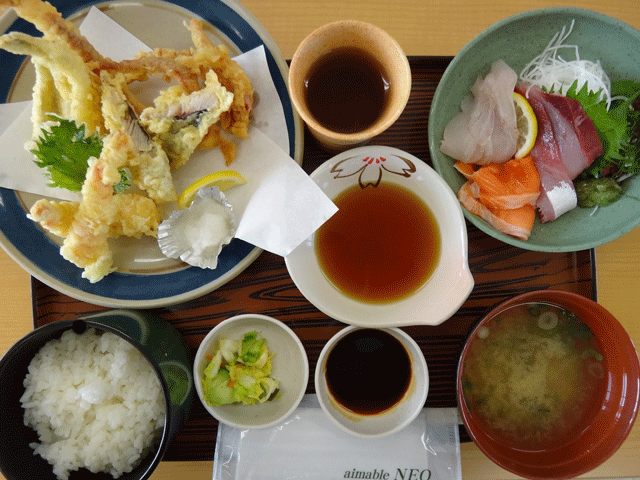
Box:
[0,0,301,307]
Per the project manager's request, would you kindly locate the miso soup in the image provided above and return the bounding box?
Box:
[461,302,606,448]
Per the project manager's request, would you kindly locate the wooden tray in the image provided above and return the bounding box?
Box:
[32,57,597,461]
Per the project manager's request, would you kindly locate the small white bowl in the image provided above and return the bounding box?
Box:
[315,326,429,438]
[285,145,473,328]
[193,314,309,429]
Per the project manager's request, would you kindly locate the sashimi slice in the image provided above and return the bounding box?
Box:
[465,156,540,210]
[540,95,589,179]
[441,60,519,165]
[517,84,577,222]
[542,92,603,175]
[458,181,536,240]
[454,161,480,179]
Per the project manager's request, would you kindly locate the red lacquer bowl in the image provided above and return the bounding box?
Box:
[457,290,640,480]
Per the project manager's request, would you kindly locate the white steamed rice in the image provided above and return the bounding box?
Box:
[20,328,166,480]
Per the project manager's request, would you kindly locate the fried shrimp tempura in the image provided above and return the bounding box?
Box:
[59,156,117,283]
[29,195,160,239]
[44,131,162,282]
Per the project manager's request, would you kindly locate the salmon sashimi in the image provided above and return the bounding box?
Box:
[455,156,540,210]
[455,156,540,240]
[453,161,480,179]
[441,60,519,165]
[458,182,537,240]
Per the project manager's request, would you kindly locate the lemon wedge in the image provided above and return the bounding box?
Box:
[513,92,538,159]
[178,170,247,209]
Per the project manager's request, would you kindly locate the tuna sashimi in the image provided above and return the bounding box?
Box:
[441,60,519,165]
[544,92,603,173]
[527,86,603,178]
[539,97,588,180]
[516,85,577,222]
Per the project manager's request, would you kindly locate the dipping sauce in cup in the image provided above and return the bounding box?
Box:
[315,325,429,437]
[325,328,411,415]
[289,21,411,151]
[315,181,441,303]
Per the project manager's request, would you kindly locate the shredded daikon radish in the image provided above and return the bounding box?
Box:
[519,20,612,109]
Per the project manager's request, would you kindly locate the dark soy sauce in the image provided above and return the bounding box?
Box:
[304,46,389,133]
[325,328,412,415]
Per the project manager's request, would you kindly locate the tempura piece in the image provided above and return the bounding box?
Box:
[29,195,160,240]
[108,193,160,238]
[59,156,117,283]
[27,199,77,237]
[137,19,254,163]
[0,0,104,66]
[53,131,162,282]
[139,70,234,168]
[101,72,177,202]
[185,19,253,139]
[0,0,201,92]
[0,32,103,136]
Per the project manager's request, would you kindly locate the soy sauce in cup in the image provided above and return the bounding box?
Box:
[325,328,412,415]
[304,46,389,134]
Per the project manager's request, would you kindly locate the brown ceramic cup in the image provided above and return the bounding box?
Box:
[288,20,411,151]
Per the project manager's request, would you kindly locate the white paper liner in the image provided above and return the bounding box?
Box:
[157,187,237,269]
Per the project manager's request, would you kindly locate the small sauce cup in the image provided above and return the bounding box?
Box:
[288,20,411,151]
[315,326,429,437]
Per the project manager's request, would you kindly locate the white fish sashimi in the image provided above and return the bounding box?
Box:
[441,60,519,165]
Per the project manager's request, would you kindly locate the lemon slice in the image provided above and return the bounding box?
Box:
[513,92,538,159]
[178,170,247,208]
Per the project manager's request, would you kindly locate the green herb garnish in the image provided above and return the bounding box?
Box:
[560,80,640,207]
[30,115,103,192]
[113,168,132,194]
[30,115,131,194]
[565,80,640,180]
[575,177,623,207]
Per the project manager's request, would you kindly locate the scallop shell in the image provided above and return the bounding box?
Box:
[158,186,237,269]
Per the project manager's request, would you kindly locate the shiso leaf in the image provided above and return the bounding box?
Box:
[30,114,132,193]
[30,114,103,191]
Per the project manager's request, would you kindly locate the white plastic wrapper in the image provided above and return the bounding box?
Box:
[213,395,462,480]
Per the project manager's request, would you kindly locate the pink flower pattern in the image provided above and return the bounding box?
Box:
[330,153,417,188]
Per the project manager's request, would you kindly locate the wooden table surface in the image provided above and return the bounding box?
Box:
[1,0,639,479]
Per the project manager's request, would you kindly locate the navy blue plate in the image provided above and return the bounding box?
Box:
[0,0,301,307]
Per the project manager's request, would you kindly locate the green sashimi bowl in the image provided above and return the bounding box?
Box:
[428,7,640,252]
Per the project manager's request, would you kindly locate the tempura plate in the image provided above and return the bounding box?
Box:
[0,0,303,307]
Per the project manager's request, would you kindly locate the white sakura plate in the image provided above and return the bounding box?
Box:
[285,146,474,328]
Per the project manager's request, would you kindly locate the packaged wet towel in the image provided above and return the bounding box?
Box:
[213,395,462,480]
